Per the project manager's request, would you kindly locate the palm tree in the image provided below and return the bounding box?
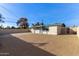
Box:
[17,17,29,29]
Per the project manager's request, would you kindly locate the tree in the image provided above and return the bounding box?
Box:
[41,22,44,26]
[32,22,44,26]
[5,26,10,29]
[0,14,5,23]
[32,22,48,30]
[0,25,4,29]
[62,23,66,27]
[35,22,40,26]
[72,25,77,27]
[17,17,29,29]
[11,26,16,29]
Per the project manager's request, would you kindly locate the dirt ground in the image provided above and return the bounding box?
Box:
[0,33,79,56]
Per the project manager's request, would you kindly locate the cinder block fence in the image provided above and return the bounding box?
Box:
[0,29,30,35]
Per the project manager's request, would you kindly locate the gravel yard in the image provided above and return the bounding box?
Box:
[0,33,79,56]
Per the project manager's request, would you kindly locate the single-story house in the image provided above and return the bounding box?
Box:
[30,24,48,34]
[31,23,77,35]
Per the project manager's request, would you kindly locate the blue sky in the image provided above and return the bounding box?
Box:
[0,3,79,27]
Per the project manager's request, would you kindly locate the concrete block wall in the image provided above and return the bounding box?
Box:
[0,29,30,35]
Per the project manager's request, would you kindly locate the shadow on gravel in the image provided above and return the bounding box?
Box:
[0,34,56,56]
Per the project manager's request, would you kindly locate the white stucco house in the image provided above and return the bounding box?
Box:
[31,23,77,35]
[47,23,69,35]
[48,26,61,35]
[30,24,48,34]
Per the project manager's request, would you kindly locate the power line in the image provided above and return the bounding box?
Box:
[0,5,18,18]
[5,17,17,20]
[5,20,16,23]
[0,5,22,24]
[0,16,17,23]
[5,17,18,23]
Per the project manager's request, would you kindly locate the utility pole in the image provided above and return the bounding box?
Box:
[41,19,44,34]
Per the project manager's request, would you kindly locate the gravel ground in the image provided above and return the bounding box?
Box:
[0,33,79,56]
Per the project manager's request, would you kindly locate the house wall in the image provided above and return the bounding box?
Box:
[48,26,58,35]
[31,28,35,33]
[31,26,68,35]
[31,29,43,34]
[35,30,42,34]
[48,26,70,35]
[57,26,62,35]
[31,26,77,35]
[43,31,48,34]
[48,26,68,35]
[60,27,68,34]
[57,27,77,35]
[69,27,77,34]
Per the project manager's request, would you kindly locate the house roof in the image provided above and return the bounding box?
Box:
[48,23,65,27]
[31,25,48,31]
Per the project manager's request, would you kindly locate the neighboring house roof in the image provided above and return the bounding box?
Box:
[31,25,48,31]
[48,23,65,27]
[31,23,65,31]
